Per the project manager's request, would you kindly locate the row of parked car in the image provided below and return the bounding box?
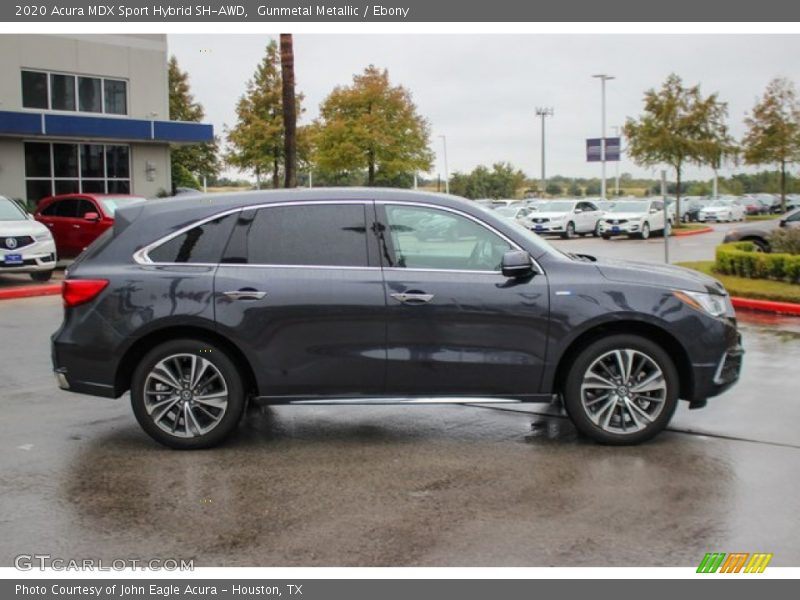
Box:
[0,192,145,281]
[478,193,800,241]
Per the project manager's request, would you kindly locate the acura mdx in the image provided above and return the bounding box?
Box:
[52,189,743,448]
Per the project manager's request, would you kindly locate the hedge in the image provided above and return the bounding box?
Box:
[715,242,800,284]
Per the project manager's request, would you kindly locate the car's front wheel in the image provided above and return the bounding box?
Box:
[562,221,577,239]
[639,222,651,239]
[131,339,246,449]
[562,334,679,445]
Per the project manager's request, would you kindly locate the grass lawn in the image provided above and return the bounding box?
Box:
[676,261,800,304]
[670,223,710,233]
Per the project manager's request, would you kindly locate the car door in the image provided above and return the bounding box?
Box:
[213,201,387,398]
[39,197,79,257]
[575,202,593,232]
[72,198,103,255]
[650,200,665,230]
[377,202,550,398]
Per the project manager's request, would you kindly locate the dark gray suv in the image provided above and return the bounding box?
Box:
[52,189,743,448]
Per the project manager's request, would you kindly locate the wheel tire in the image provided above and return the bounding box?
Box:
[639,222,651,239]
[593,221,602,237]
[601,235,611,240]
[562,222,576,239]
[30,270,54,282]
[562,334,679,445]
[751,239,770,253]
[130,338,246,449]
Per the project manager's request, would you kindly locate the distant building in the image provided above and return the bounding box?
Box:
[0,34,212,204]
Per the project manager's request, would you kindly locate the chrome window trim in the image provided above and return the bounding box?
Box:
[133,198,543,276]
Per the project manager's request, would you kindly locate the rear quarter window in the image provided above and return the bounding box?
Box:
[147,213,237,264]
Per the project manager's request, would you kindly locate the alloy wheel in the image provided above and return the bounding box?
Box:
[143,353,229,438]
[579,349,667,435]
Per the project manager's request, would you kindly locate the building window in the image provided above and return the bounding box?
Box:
[24,142,132,203]
[21,70,127,115]
[21,71,48,109]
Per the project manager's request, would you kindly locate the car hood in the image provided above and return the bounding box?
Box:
[529,211,570,219]
[594,256,726,295]
[0,219,49,236]
[603,212,645,220]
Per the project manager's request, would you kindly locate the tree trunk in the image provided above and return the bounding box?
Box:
[674,164,682,227]
[368,148,376,186]
[781,160,787,213]
[273,157,279,188]
[280,34,297,188]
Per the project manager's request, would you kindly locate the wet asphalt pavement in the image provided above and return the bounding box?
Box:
[1,292,798,567]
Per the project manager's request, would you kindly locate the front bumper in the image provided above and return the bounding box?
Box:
[0,240,57,273]
[530,221,567,234]
[599,221,643,235]
[689,331,744,402]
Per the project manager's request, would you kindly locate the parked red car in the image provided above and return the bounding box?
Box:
[34,194,145,258]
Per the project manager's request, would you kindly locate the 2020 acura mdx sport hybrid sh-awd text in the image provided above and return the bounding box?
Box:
[51,189,743,448]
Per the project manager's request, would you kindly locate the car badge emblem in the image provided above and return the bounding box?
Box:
[6,237,18,250]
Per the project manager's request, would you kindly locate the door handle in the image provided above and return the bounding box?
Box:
[390,292,434,305]
[73,224,81,229]
[223,289,267,300]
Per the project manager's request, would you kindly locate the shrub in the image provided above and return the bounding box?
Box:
[715,242,800,284]
[769,227,800,255]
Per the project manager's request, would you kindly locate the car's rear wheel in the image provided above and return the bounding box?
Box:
[131,339,246,449]
[30,270,54,282]
[562,334,679,445]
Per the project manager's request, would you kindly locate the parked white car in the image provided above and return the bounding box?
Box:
[526,199,604,238]
[698,197,746,222]
[493,204,533,225]
[599,199,671,239]
[0,195,57,281]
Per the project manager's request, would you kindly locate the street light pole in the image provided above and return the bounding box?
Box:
[612,125,621,196]
[535,107,553,197]
[439,135,449,195]
[593,74,615,199]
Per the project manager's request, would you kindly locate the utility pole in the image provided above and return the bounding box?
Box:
[536,107,554,197]
[662,170,670,263]
[612,125,621,196]
[439,135,449,194]
[593,74,615,199]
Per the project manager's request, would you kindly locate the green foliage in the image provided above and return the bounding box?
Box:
[448,162,526,199]
[168,56,219,189]
[769,228,800,255]
[568,182,583,196]
[742,78,800,211]
[171,163,201,190]
[715,242,800,283]
[624,73,737,216]
[313,65,433,186]
[678,260,800,304]
[545,183,563,196]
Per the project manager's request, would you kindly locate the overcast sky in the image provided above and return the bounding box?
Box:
[167,34,800,182]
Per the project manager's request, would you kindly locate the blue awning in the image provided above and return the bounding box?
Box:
[0,110,213,144]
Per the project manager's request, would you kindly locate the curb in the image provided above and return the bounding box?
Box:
[0,283,62,301]
[671,226,714,237]
[731,296,800,316]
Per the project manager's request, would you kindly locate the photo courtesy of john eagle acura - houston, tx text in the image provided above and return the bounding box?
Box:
[50,188,743,449]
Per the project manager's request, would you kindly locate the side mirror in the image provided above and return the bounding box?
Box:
[574,208,583,213]
[501,250,534,278]
[84,212,100,222]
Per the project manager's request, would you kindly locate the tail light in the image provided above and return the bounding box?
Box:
[62,279,109,307]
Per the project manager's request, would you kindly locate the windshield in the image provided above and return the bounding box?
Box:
[609,201,649,213]
[99,196,146,216]
[537,201,575,212]
[0,197,27,221]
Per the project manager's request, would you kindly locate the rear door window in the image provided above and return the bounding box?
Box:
[222,204,370,267]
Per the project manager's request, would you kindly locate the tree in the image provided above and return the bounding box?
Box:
[623,73,736,220]
[545,183,563,196]
[225,41,284,188]
[168,56,219,191]
[742,78,800,212]
[280,34,297,188]
[314,65,433,185]
[448,162,526,199]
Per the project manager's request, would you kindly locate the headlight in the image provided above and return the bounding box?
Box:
[34,230,53,242]
[673,290,734,318]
